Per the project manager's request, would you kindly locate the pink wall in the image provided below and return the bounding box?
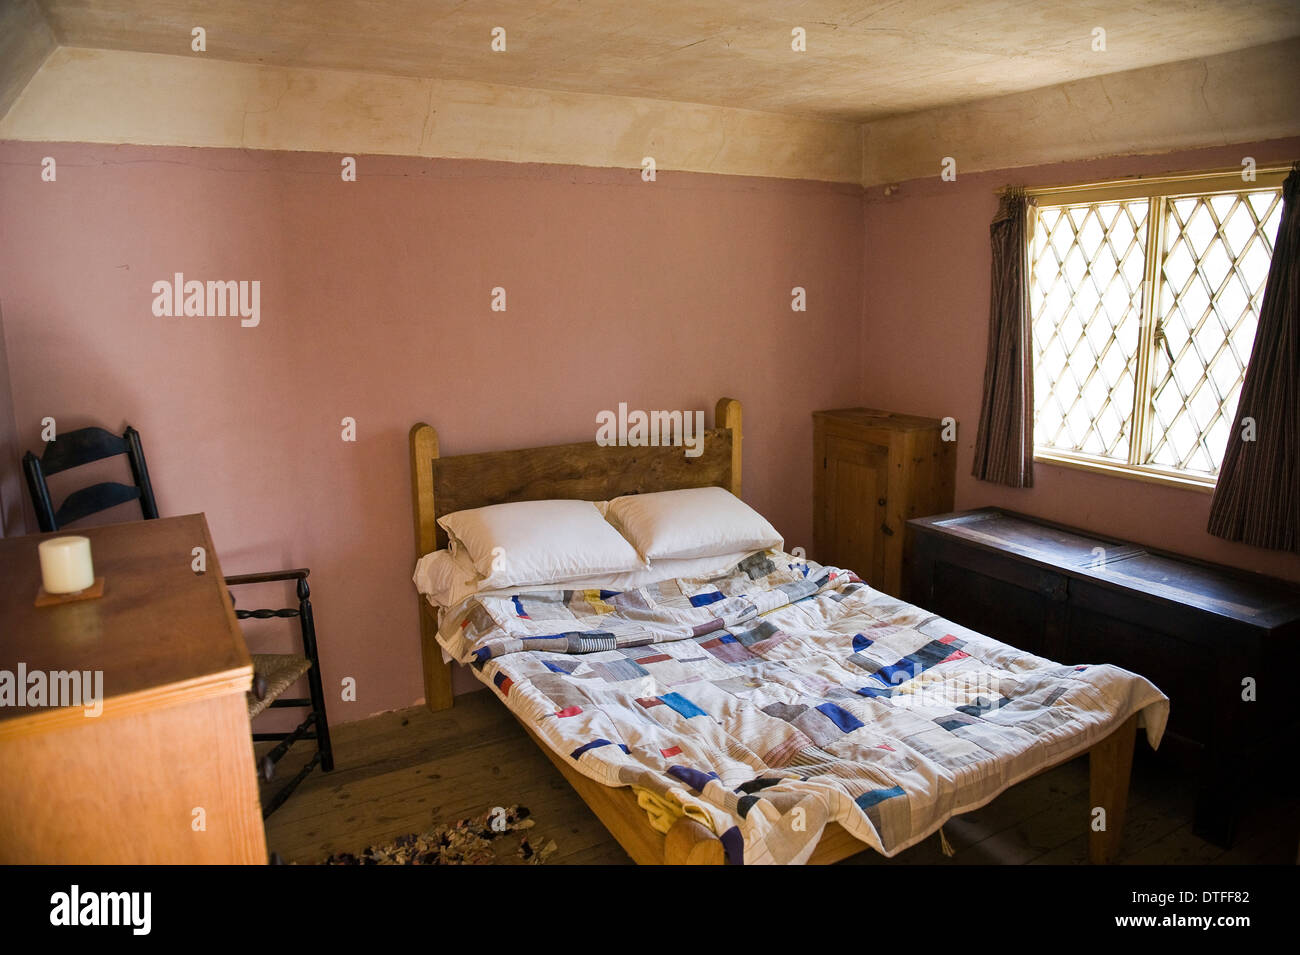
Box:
[862,137,1300,583]
[4,134,1296,725]
[0,141,866,714]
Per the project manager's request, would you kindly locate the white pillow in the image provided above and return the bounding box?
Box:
[414,546,761,608]
[571,549,760,592]
[606,486,783,561]
[412,547,484,608]
[437,499,646,590]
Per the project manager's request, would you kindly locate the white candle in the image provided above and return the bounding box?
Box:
[38,536,95,594]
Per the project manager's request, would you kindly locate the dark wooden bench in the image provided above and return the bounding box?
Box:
[906,507,1300,848]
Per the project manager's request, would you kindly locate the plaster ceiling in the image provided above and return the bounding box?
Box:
[33,0,1300,122]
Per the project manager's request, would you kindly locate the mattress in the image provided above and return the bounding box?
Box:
[434,549,1169,865]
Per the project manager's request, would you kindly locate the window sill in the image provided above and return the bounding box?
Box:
[1033,450,1216,494]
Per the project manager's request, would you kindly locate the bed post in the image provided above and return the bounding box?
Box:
[1088,713,1138,864]
[410,422,454,712]
[715,397,742,498]
[664,817,726,865]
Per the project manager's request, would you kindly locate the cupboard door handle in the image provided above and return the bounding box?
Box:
[880,523,894,537]
[877,498,887,507]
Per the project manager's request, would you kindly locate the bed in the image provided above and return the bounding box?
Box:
[408,398,1168,865]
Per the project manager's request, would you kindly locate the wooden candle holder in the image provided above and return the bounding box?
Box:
[34,577,105,607]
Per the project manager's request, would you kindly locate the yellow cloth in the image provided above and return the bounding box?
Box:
[580,589,616,615]
[632,787,716,835]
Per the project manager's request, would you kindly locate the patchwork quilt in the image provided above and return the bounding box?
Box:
[435,550,1169,865]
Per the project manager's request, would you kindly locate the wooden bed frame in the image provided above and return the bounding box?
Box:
[408,397,1138,865]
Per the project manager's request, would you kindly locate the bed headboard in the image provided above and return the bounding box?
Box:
[408,397,743,709]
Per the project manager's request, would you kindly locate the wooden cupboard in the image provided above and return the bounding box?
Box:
[812,408,955,596]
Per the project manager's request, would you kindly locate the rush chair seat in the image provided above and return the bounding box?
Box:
[248,654,313,720]
[22,424,333,818]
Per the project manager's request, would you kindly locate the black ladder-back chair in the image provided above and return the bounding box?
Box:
[226,568,335,818]
[23,426,159,532]
[22,425,333,817]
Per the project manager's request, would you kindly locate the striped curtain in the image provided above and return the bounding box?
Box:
[1208,164,1299,553]
[972,188,1036,488]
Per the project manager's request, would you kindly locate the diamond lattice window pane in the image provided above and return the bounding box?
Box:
[1146,189,1281,476]
[1030,201,1147,460]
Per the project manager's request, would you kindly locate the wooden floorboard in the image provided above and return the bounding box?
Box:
[261,693,1297,865]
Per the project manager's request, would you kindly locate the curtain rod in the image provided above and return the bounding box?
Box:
[996,161,1294,198]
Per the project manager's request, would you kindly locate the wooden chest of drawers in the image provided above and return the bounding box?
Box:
[0,515,266,863]
[905,507,1300,847]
